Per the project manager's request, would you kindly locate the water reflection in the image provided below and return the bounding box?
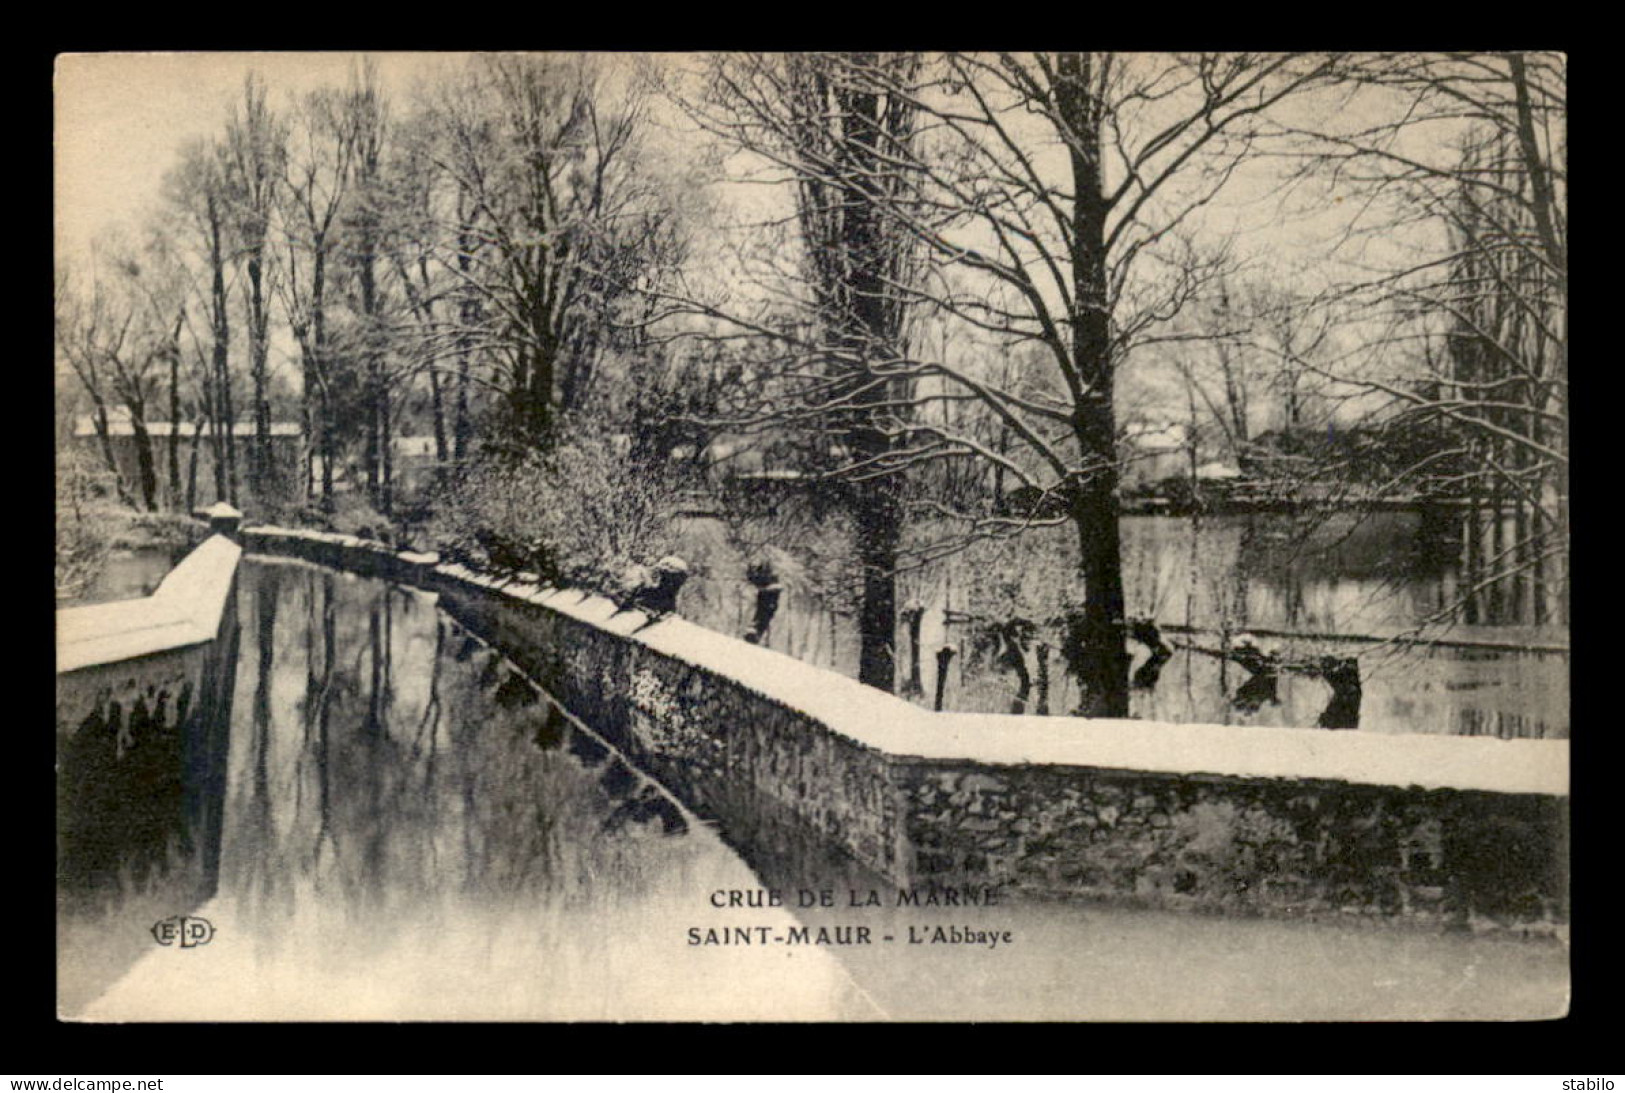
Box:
[77,557,1567,1022]
[57,577,236,1015]
[676,510,1569,737]
[221,561,687,949]
[82,559,875,1021]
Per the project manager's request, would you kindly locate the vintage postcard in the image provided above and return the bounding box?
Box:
[54,51,1569,1022]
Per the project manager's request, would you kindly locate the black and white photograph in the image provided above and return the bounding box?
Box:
[53,50,1569,1022]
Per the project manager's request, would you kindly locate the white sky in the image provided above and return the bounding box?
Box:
[54,51,1381,270]
[54,52,469,262]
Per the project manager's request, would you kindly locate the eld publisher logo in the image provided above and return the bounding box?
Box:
[150,916,216,949]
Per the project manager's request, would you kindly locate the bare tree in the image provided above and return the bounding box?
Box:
[278,80,363,506]
[383,117,452,465]
[165,139,243,506]
[1246,277,1335,436]
[671,52,1340,713]
[222,74,288,503]
[1278,51,1567,629]
[324,62,397,512]
[418,54,661,452]
[56,267,135,508]
[55,244,192,513]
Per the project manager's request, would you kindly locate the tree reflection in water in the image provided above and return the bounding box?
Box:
[75,557,867,1020]
[236,563,629,917]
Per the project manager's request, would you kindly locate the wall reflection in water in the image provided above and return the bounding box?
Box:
[84,559,874,1021]
[57,588,237,1016]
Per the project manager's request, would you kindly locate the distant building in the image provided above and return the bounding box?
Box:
[392,435,439,459]
[70,410,303,505]
[72,414,303,441]
[1120,420,1190,489]
[1194,460,1242,480]
[389,435,447,496]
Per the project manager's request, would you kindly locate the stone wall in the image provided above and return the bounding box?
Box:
[56,536,241,891]
[892,759,1565,928]
[56,535,242,735]
[237,526,1569,931]
[56,535,242,1011]
[426,561,907,884]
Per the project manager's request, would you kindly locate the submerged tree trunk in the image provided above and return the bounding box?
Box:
[900,604,925,697]
[852,487,900,691]
[1065,430,1131,717]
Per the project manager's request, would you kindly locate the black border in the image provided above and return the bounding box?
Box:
[32,39,1605,1073]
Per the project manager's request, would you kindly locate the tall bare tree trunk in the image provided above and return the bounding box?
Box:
[356,164,386,508]
[166,314,183,509]
[1056,52,1131,718]
[127,399,160,512]
[87,397,134,507]
[248,253,272,504]
[313,246,334,508]
[207,191,238,505]
[454,213,475,463]
[840,71,901,694]
[789,53,917,693]
[419,256,449,465]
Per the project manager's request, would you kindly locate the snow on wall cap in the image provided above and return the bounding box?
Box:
[201,502,243,519]
[654,555,689,573]
[58,534,242,673]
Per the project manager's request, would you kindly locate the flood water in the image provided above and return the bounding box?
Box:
[68,545,187,606]
[676,509,1570,738]
[69,557,1568,1021]
[71,558,876,1021]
